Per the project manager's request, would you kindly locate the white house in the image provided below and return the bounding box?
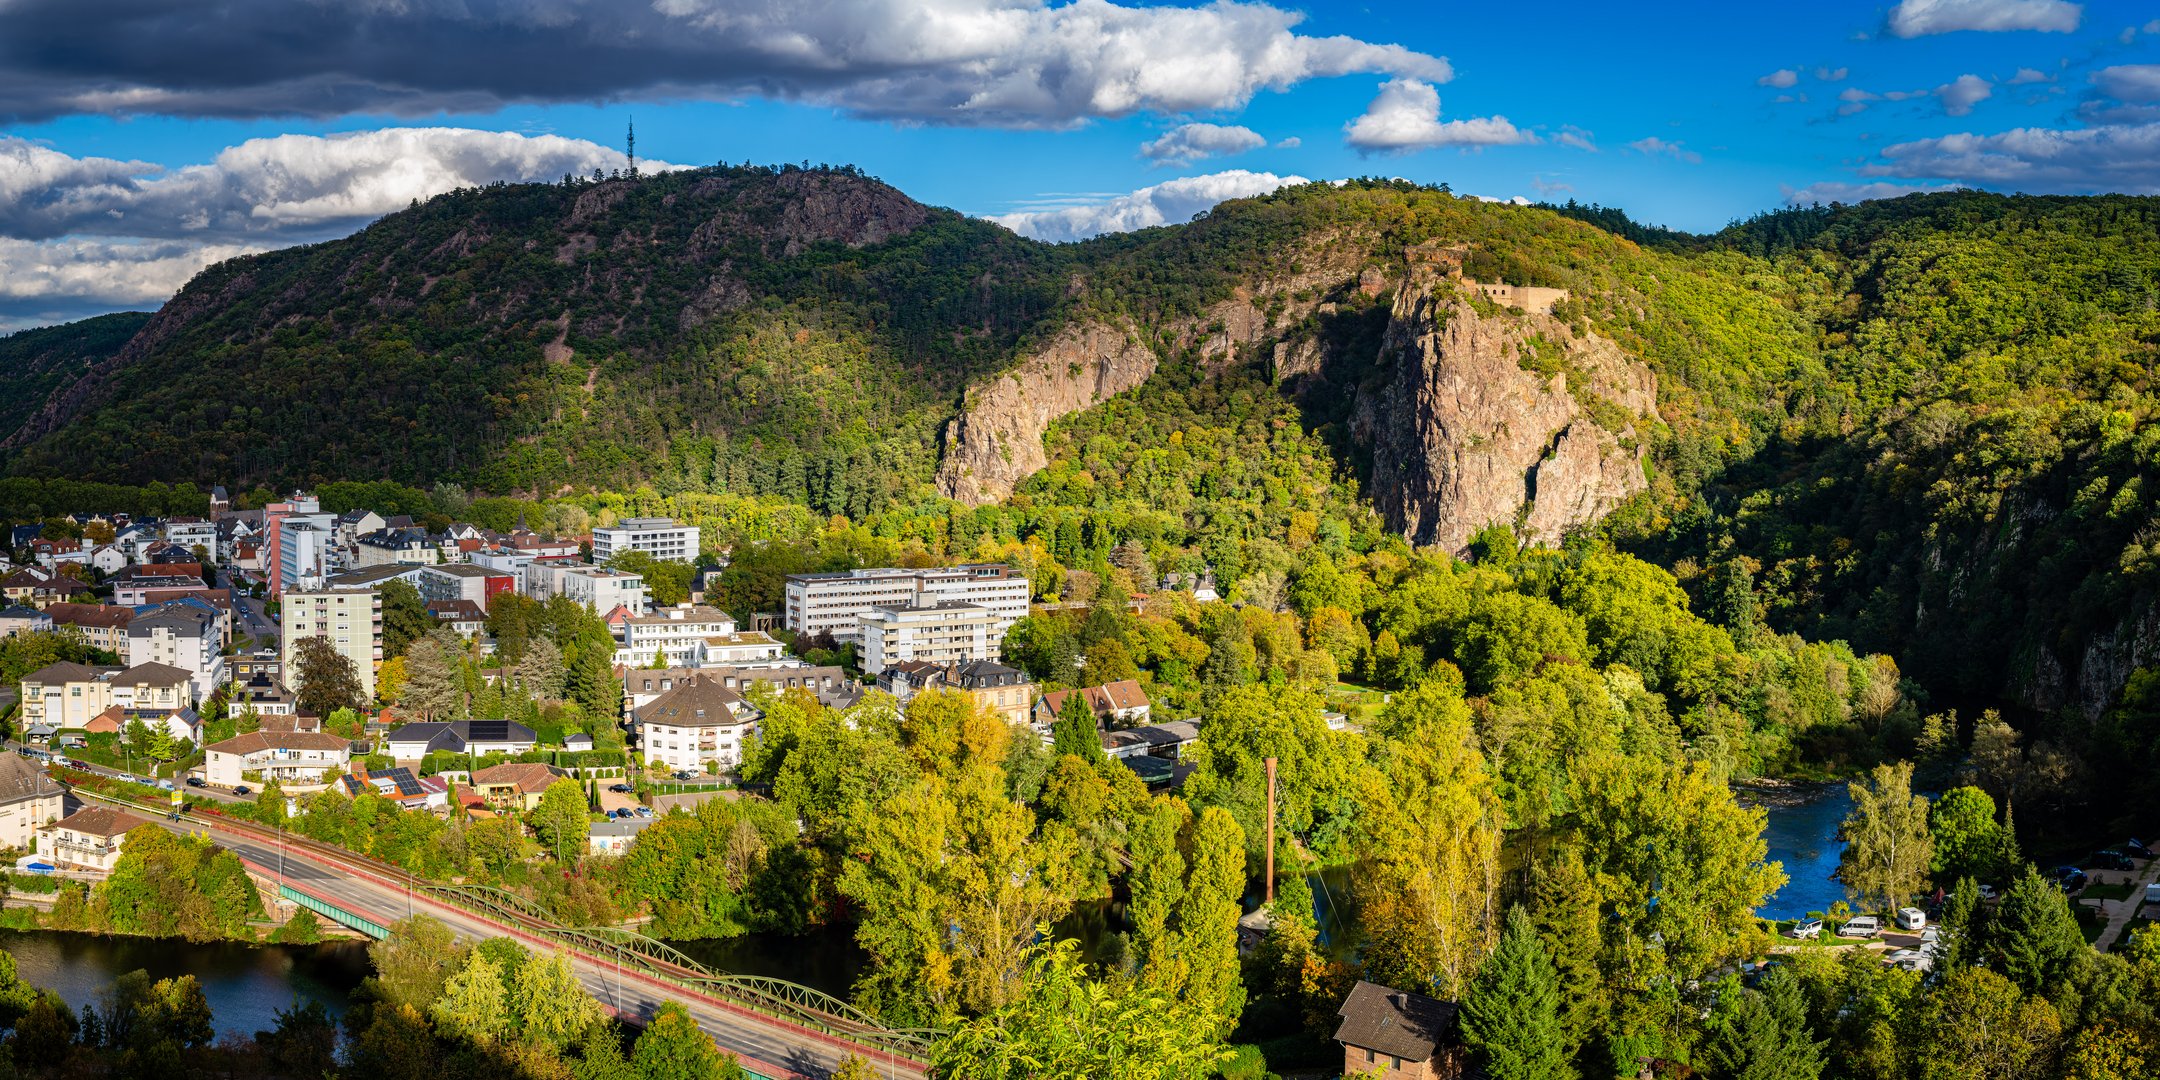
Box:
[39,806,148,873]
[634,676,761,773]
[0,753,64,852]
[203,730,353,786]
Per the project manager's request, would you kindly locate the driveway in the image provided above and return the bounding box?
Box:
[2089,859,2160,951]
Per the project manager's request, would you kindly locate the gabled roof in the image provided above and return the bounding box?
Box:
[426,599,487,622]
[44,602,133,629]
[22,661,111,685]
[206,730,351,755]
[116,662,194,688]
[470,762,564,793]
[47,805,148,839]
[0,753,61,803]
[635,676,754,728]
[1332,981,1458,1062]
[1042,680,1150,718]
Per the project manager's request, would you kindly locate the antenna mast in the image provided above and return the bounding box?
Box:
[626,117,637,178]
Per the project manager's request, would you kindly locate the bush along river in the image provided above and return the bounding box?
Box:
[0,929,372,1037]
[1742,781,1855,923]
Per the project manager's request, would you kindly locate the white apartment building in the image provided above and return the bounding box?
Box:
[633,676,761,773]
[162,518,217,559]
[277,521,336,593]
[785,564,1029,644]
[591,517,701,563]
[416,563,513,606]
[203,730,353,786]
[127,603,226,702]
[616,603,736,667]
[856,601,1004,675]
[469,548,539,591]
[280,587,382,704]
[528,564,648,616]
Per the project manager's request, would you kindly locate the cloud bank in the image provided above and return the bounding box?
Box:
[990,169,1309,242]
[0,0,1450,128]
[0,127,669,330]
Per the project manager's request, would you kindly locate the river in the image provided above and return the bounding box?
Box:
[0,930,371,1038]
[1745,782,1854,922]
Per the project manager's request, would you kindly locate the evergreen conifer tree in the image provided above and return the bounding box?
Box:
[1460,906,1573,1080]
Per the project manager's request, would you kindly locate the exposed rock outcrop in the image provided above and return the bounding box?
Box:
[1356,271,1654,552]
[935,322,1158,504]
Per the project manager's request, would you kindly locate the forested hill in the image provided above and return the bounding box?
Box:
[6,173,2160,727]
[0,311,152,447]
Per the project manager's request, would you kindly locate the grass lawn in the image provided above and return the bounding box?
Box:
[2084,880,2136,902]
[2112,916,2156,952]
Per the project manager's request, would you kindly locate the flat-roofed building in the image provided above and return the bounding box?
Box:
[280,587,382,705]
[856,601,1004,675]
[591,518,700,563]
[527,564,647,617]
[785,564,1027,644]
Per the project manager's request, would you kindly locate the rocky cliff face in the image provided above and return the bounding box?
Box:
[1355,271,1655,552]
[935,322,1159,504]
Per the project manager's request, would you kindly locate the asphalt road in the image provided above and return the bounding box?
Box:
[78,792,920,1080]
[12,743,253,805]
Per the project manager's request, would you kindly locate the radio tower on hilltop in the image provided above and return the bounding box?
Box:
[626,117,637,178]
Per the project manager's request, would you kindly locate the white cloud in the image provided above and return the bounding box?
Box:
[0,127,671,242]
[1275,136,1302,149]
[1138,122,1267,166]
[1817,66,1850,81]
[1553,125,1598,151]
[2008,67,2054,84]
[1342,78,1534,153]
[2093,65,2160,102]
[1759,69,1800,88]
[1628,136,1702,164]
[1887,0,2082,37]
[989,169,1309,242]
[2148,18,2160,32]
[1781,180,1964,205]
[1938,74,1994,115]
[1865,121,2160,193]
[0,0,1452,129]
[0,126,682,329]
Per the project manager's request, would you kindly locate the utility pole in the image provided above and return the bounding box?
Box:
[1264,756,1277,905]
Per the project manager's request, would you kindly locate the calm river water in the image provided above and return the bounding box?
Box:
[0,930,372,1038]
[1745,782,1855,922]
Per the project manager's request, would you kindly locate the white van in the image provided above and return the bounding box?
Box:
[1838,915,1882,939]
[1896,907,1927,931]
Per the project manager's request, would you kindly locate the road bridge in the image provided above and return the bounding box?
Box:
[70,788,930,1080]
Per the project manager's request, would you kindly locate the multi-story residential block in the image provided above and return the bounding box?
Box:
[333,509,386,550]
[527,564,647,616]
[621,663,853,712]
[203,729,353,786]
[40,806,147,872]
[114,662,197,712]
[279,587,383,704]
[784,564,1028,644]
[110,575,209,607]
[353,527,441,568]
[616,603,736,667]
[633,676,760,773]
[0,753,63,851]
[265,493,335,595]
[162,517,217,559]
[127,602,225,702]
[856,601,1004,675]
[591,517,700,563]
[324,564,430,592]
[878,659,1036,725]
[19,662,122,728]
[416,563,515,607]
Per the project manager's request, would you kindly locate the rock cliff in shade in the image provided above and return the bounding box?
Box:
[1355,272,1656,553]
[935,322,1158,505]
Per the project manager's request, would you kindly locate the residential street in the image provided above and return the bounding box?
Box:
[2088,859,2160,952]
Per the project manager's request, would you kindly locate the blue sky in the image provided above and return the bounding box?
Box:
[2,0,2156,330]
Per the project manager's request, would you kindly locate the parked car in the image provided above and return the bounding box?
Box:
[2056,869,2090,893]
[2128,838,2153,859]
[2145,882,2160,907]
[633,806,654,819]
[155,779,175,791]
[1789,917,1824,940]
[2090,850,2137,871]
[233,785,252,797]
[1896,907,1927,931]
[1978,883,2000,902]
[185,776,206,788]
[608,783,634,794]
[1838,916,1882,939]
[673,770,698,781]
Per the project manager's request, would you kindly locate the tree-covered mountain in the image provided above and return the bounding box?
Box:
[5,171,2160,731]
[0,311,152,445]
